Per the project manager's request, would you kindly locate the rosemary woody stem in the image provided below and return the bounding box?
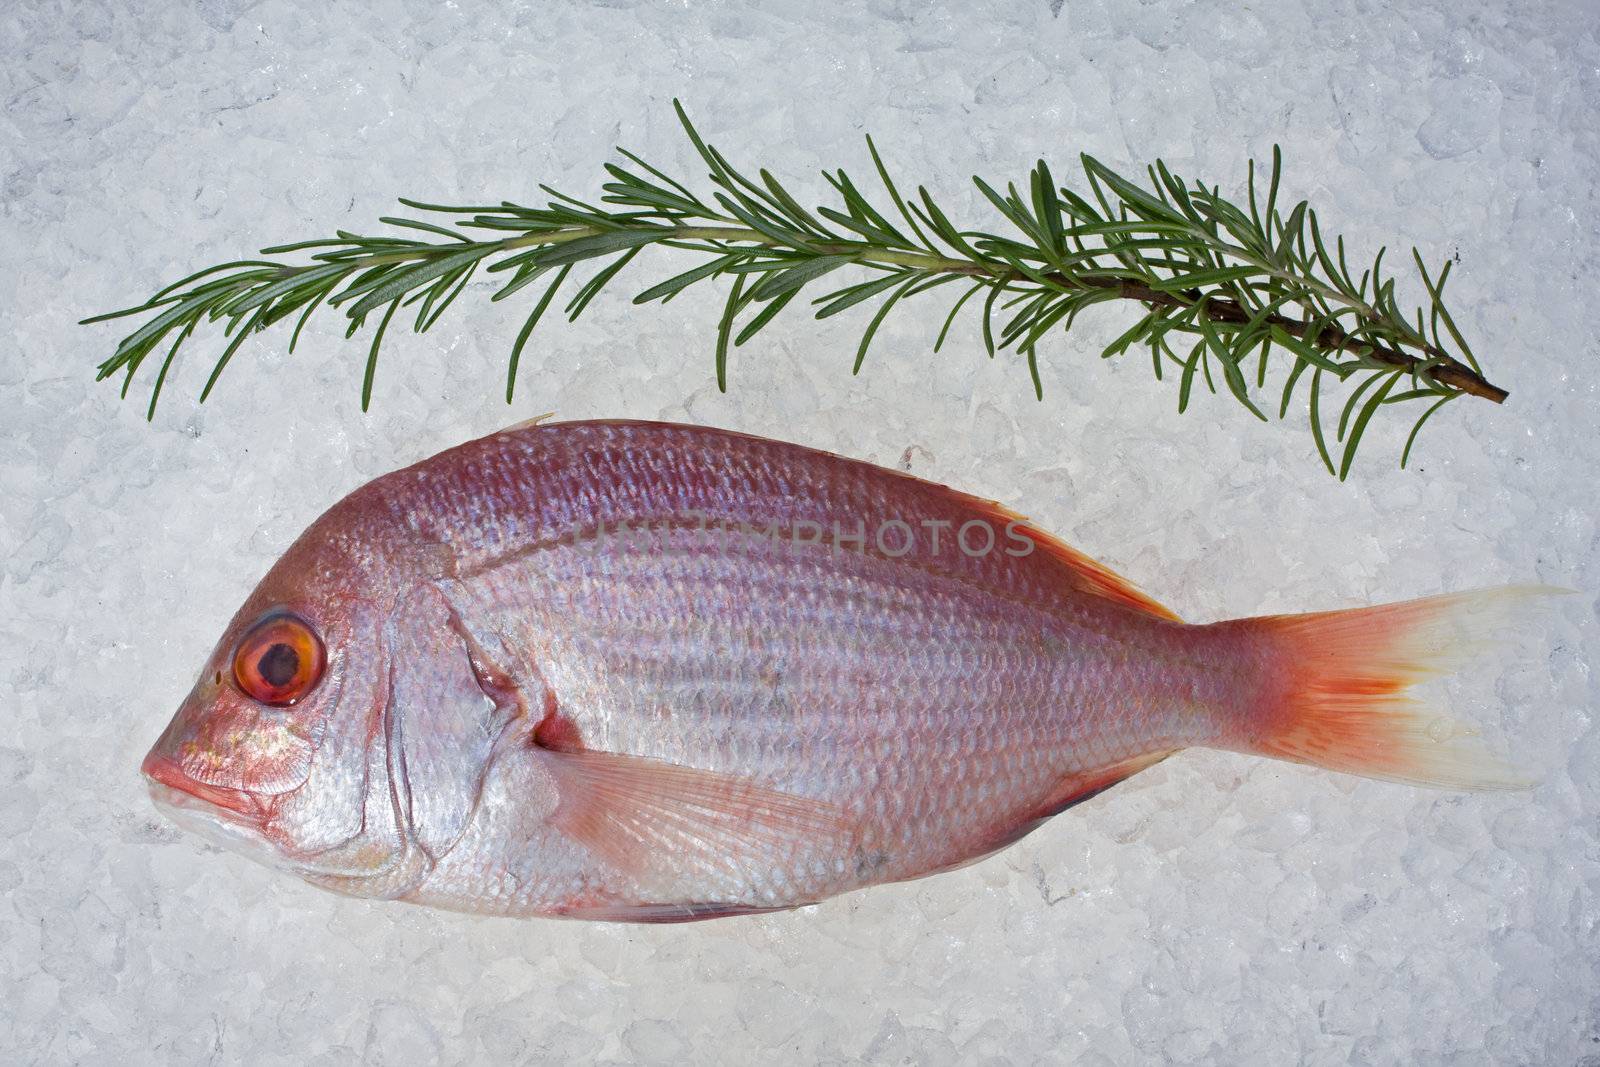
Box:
[464,224,1507,404]
[1059,275,1507,403]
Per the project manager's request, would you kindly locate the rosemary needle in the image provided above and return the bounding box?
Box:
[84,101,1505,480]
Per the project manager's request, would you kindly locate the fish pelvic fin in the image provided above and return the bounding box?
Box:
[1218,587,1562,790]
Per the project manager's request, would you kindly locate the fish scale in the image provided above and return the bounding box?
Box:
[385,424,1209,911]
[142,419,1529,922]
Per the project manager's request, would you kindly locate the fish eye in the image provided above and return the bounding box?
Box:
[231,612,326,707]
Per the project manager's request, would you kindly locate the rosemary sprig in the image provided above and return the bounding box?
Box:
[84,101,1506,478]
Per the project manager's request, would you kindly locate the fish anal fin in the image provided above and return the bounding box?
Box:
[541,749,853,882]
[556,899,808,924]
[923,751,1175,879]
[1033,750,1175,820]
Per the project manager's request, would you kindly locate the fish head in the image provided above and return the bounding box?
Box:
[142,498,417,891]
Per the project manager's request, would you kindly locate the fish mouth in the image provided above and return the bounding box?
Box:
[141,751,267,826]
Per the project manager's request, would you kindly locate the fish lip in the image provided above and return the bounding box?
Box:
[141,751,267,825]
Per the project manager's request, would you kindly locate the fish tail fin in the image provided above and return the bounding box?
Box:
[1217,587,1560,790]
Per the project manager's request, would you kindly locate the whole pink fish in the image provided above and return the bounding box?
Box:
[143,419,1522,921]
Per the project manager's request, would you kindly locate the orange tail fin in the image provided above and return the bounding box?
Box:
[1229,588,1556,790]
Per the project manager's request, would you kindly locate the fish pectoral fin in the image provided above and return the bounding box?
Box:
[539,748,852,881]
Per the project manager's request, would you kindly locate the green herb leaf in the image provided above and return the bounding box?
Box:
[84,103,1507,480]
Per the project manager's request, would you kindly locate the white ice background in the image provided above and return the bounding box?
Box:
[3,0,1598,1062]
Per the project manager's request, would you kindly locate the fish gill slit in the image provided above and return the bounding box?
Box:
[380,650,425,869]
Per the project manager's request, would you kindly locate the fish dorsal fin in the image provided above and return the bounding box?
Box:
[501,411,558,434]
[540,748,854,883]
[929,486,1181,623]
[481,417,1177,621]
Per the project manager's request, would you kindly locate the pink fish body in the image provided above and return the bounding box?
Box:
[143,420,1521,921]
